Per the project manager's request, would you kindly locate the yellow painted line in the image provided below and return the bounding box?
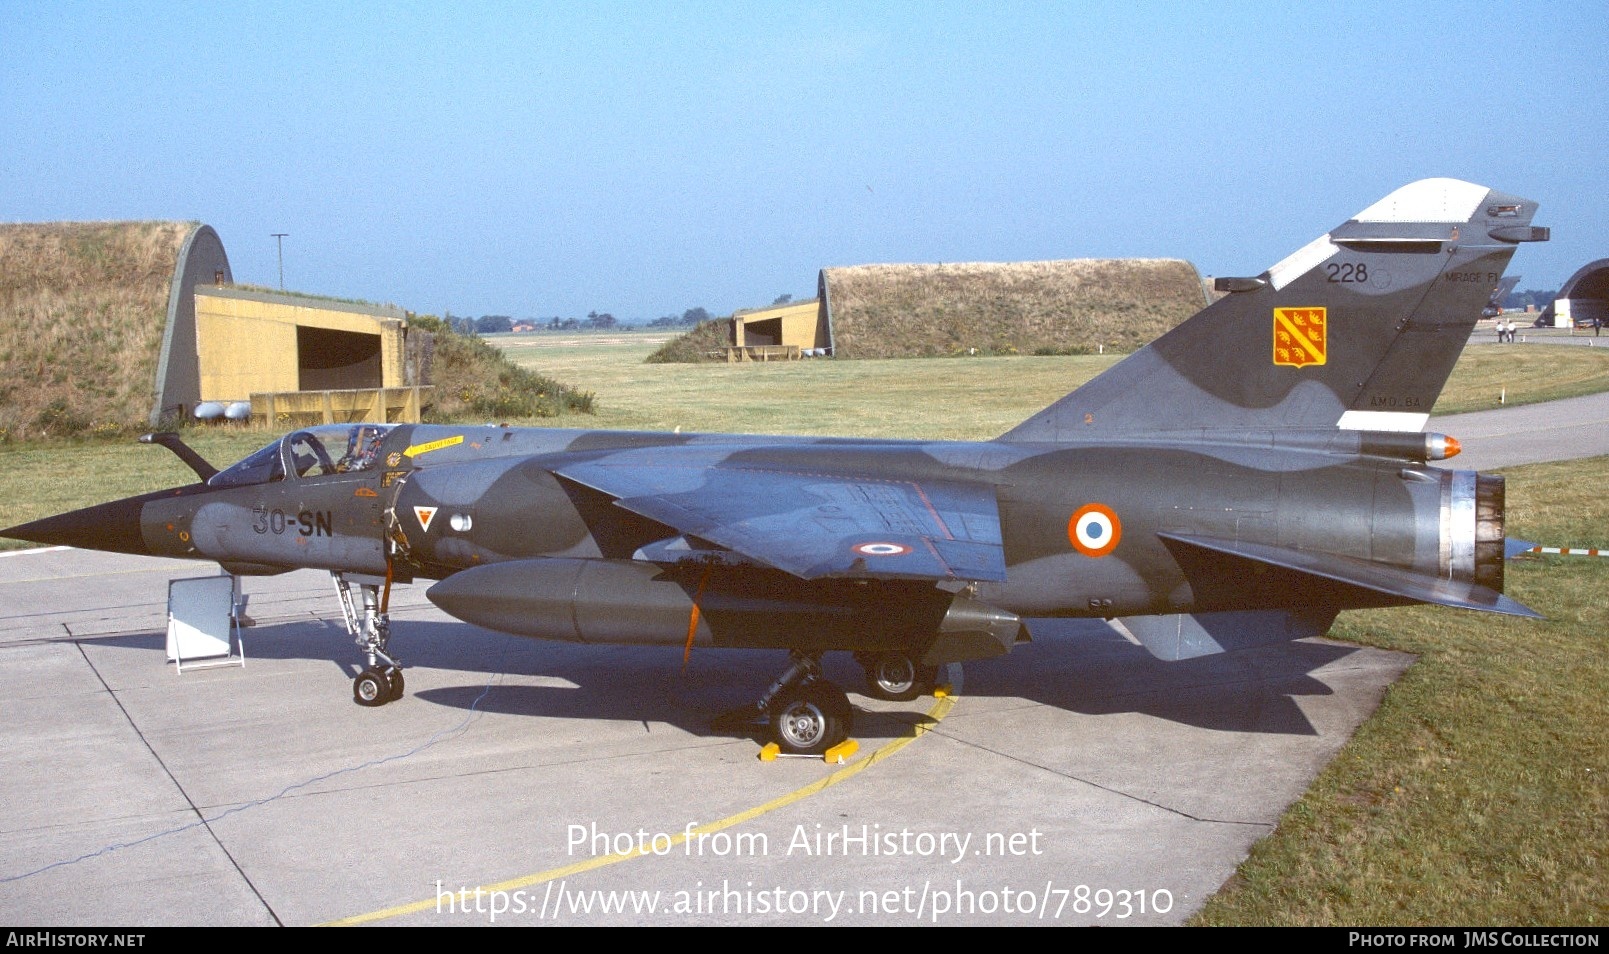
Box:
[322,690,959,926]
[403,434,464,458]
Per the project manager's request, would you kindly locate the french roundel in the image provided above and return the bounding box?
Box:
[1068,503,1121,558]
[853,541,912,557]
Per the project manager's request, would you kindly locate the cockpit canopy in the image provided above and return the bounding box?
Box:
[209,424,396,488]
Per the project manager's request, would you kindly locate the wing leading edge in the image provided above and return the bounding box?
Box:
[554,462,1006,582]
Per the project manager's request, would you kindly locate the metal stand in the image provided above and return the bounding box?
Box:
[167,574,246,673]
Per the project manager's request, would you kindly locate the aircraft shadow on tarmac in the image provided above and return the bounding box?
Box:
[83,614,1369,740]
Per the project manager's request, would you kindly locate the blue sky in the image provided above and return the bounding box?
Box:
[3,1,1603,321]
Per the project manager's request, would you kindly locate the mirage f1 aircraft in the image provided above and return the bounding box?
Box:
[6,179,1548,755]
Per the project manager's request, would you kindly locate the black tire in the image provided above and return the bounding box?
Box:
[824,681,854,736]
[771,681,851,755]
[863,652,935,702]
[386,667,405,701]
[353,667,391,707]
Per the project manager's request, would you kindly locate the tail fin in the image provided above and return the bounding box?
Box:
[1002,179,1546,442]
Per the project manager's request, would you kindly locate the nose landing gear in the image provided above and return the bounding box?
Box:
[335,572,404,707]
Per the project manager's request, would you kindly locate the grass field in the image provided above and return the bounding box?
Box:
[0,333,1602,923]
[495,333,1609,433]
[496,333,1108,437]
[0,430,272,536]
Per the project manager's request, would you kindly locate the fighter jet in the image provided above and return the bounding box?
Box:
[1484,275,1522,319]
[5,178,1548,755]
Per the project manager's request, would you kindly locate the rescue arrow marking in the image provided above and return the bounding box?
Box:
[404,435,464,458]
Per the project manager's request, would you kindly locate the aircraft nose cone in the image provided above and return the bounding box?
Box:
[3,496,151,555]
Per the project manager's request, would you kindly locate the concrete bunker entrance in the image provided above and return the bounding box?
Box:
[299,326,382,391]
[1566,266,1609,326]
[742,317,783,347]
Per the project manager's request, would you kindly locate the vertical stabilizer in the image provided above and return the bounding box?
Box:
[1002,179,1544,442]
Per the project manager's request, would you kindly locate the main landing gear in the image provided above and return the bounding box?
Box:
[755,652,854,756]
[745,650,941,755]
[854,651,938,702]
[335,572,404,706]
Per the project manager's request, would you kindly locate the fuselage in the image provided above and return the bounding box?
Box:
[110,421,1491,626]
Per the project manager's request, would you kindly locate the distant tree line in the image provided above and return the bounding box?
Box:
[647,307,713,328]
[443,294,799,334]
[444,310,624,334]
[1504,288,1559,311]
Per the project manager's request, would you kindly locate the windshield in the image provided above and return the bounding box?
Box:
[209,424,396,487]
[208,440,284,487]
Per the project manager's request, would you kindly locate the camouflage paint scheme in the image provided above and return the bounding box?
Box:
[6,179,1546,751]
